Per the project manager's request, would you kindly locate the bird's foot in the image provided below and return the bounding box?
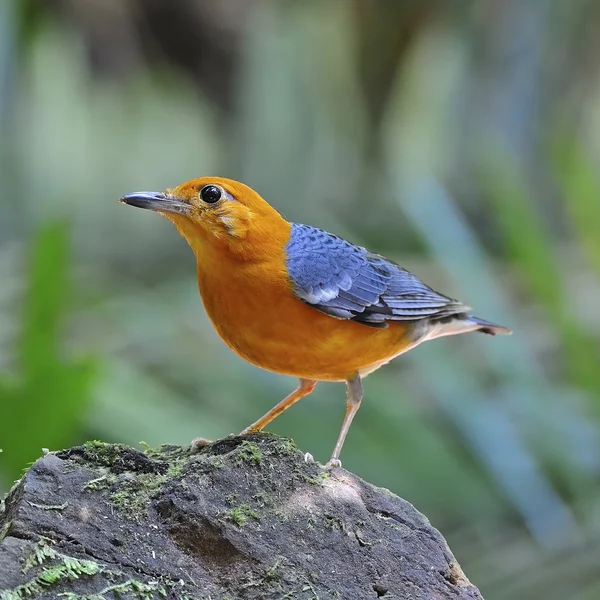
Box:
[303,452,315,463]
[323,457,342,469]
[239,426,258,436]
[189,437,212,452]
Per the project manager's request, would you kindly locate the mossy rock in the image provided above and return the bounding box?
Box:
[0,433,482,599]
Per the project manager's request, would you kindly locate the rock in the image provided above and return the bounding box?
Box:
[0,433,483,599]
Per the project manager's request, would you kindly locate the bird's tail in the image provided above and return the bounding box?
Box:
[465,315,512,336]
[421,313,512,342]
[463,315,512,335]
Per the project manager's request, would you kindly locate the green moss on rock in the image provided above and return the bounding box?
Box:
[221,503,261,527]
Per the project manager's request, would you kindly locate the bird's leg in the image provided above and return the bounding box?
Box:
[241,378,317,433]
[326,374,363,468]
[191,379,317,452]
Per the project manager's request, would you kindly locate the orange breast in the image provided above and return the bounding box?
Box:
[196,248,415,382]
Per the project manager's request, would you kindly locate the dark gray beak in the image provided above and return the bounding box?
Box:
[120,192,191,215]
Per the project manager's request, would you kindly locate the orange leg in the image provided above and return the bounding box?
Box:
[241,378,318,433]
[326,374,363,467]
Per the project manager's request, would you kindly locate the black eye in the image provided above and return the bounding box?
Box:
[199,185,222,204]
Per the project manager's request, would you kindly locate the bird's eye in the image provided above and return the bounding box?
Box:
[199,185,222,204]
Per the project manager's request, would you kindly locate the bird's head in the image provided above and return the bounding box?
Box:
[120,177,289,259]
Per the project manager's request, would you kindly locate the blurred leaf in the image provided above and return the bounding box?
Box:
[481,160,600,399]
[551,136,600,277]
[0,222,95,480]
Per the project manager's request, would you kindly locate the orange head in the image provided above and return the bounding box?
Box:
[120,177,290,260]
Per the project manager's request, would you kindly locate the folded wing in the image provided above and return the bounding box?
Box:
[285,224,470,329]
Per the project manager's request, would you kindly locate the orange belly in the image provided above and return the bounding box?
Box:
[197,258,416,382]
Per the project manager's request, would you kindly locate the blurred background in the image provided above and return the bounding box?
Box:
[1,0,599,597]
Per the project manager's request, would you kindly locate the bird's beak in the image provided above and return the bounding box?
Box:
[119,191,191,215]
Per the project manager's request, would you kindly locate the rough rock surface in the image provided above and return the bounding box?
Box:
[0,433,483,599]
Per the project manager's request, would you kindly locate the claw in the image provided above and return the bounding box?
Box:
[303,452,315,463]
[190,437,212,452]
[324,457,342,469]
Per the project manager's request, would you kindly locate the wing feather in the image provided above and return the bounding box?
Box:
[286,223,469,328]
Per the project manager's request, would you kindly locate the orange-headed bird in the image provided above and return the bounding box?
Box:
[121,178,511,466]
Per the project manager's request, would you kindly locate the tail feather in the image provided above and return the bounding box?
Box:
[467,316,512,336]
[421,314,512,342]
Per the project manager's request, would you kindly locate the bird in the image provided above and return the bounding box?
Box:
[120,177,511,466]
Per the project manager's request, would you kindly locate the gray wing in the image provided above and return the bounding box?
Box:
[285,223,470,328]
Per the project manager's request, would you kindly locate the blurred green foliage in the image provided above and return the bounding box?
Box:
[0,1,599,599]
[484,160,600,396]
[0,223,94,478]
